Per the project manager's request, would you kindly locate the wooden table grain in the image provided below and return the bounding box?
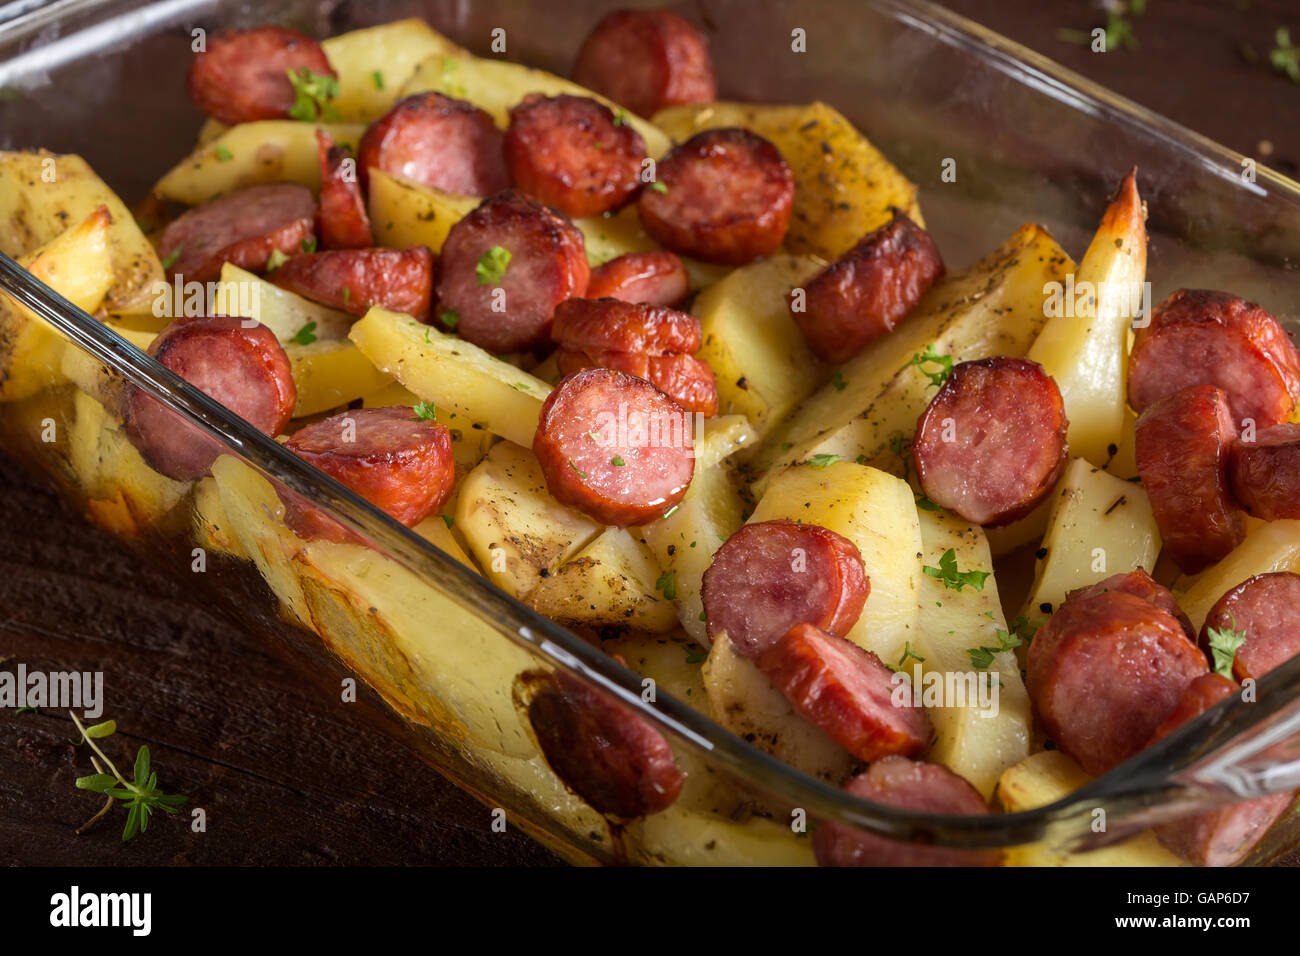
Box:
[3,0,1300,866]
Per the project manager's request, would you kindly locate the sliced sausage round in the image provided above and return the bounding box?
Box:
[281,406,455,542]
[552,297,701,355]
[571,9,716,119]
[1228,422,1300,520]
[1026,590,1209,775]
[1066,568,1197,646]
[316,129,372,250]
[436,190,589,352]
[585,250,689,307]
[158,183,317,283]
[187,26,336,127]
[637,128,794,266]
[1146,672,1292,866]
[795,211,945,364]
[555,348,718,416]
[1135,384,1244,575]
[505,94,646,219]
[528,670,684,818]
[813,757,999,867]
[533,367,695,526]
[356,92,510,196]
[757,623,931,762]
[1199,572,1300,682]
[123,316,296,481]
[913,357,1069,527]
[701,520,869,658]
[270,246,434,320]
[1128,289,1300,428]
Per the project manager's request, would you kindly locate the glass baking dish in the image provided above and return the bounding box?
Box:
[2,0,1299,866]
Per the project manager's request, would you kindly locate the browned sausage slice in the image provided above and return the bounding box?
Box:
[281,406,455,542]
[528,670,684,818]
[585,250,689,307]
[436,191,589,352]
[533,367,694,526]
[552,297,701,355]
[1146,673,1293,867]
[316,129,372,250]
[556,348,718,416]
[187,26,336,126]
[1199,572,1300,681]
[1026,590,1208,775]
[571,9,716,119]
[700,520,869,658]
[269,246,434,320]
[758,623,931,762]
[123,316,296,481]
[795,211,945,364]
[913,357,1069,527]
[813,757,999,867]
[1228,422,1300,520]
[637,128,794,266]
[505,94,647,219]
[1066,568,1197,645]
[357,92,510,196]
[1135,384,1244,575]
[158,183,317,283]
[1128,289,1300,427]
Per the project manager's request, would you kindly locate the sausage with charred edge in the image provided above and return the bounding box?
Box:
[1135,384,1244,575]
[1227,422,1300,520]
[505,94,647,219]
[123,316,296,481]
[187,26,336,126]
[534,367,694,526]
[813,757,1000,867]
[528,669,684,818]
[556,348,717,415]
[758,623,931,762]
[913,357,1069,527]
[270,246,434,320]
[1128,289,1300,427]
[315,129,372,249]
[571,8,716,119]
[1146,673,1293,867]
[158,183,317,283]
[637,128,794,266]
[585,250,690,307]
[1199,572,1300,682]
[1027,590,1208,775]
[436,190,589,352]
[280,405,455,542]
[795,211,945,364]
[701,520,869,658]
[356,92,511,196]
[1066,568,1198,647]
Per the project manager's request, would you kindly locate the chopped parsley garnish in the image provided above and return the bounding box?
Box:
[442,514,455,529]
[568,460,588,480]
[412,401,438,422]
[290,321,318,345]
[655,570,678,601]
[648,181,668,193]
[476,245,512,286]
[611,456,626,466]
[966,621,1030,669]
[265,248,289,272]
[831,369,847,391]
[342,286,351,304]
[684,646,707,664]
[922,548,990,592]
[371,70,385,90]
[803,453,842,468]
[300,237,318,254]
[1205,615,1248,678]
[160,244,183,269]
[442,308,460,329]
[905,344,954,389]
[286,67,340,122]
[613,108,628,126]
[896,641,926,670]
[213,144,233,162]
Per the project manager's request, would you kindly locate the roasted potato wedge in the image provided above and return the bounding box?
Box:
[321,18,467,122]
[284,338,394,418]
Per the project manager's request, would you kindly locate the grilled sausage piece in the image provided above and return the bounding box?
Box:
[123,316,296,481]
[1146,673,1293,867]
[316,129,372,250]
[158,184,317,283]
[795,211,944,364]
[1128,289,1300,428]
[637,128,795,266]
[1135,384,1244,575]
[1066,568,1197,646]
[700,520,869,658]
[1227,422,1300,520]
[571,8,716,119]
[555,348,718,416]
[533,368,694,526]
[813,757,1000,867]
[1199,572,1300,682]
[269,246,434,320]
[585,250,690,307]
[1027,590,1209,775]
[187,26,336,126]
[913,357,1069,527]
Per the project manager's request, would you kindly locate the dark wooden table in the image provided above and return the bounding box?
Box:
[3,0,1299,866]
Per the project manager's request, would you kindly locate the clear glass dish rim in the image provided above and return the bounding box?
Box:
[0,0,1298,853]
